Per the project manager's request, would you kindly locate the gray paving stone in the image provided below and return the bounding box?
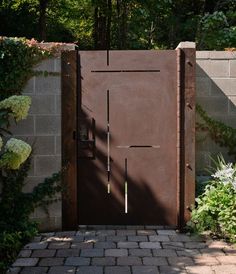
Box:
[18,249,32,258]
[105,266,131,274]
[71,242,93,249]
[107,236,126,242]
[200,248,225,256]
[13,258,39,267]
[41,232,55,237]
[76,231,96,236]
[193,256,220,266]
[149,235,170,242]
[169,235,194,242]
[70,236,85,242]
[24,242,48,250]
[76,266,103,274]
[65,257,90,266]
[92,257,115,266]
[80,249,104,257]
[128,236,148,242]
[132,266,159,274]
[38,258,64,266]
[105,249,128,257]
[185,265,213,274]
[212,264,236,274]
[126,226,145,229]
[6,267,21,273]
[55,231,76,237]
[139,242,161,249]
[84,236,106,242]
[153,248,177,257]
[117,241,138,248]
[106,225,126,229]
[117,230,136,236]
[20,267,48,274]
[222,246,236,255]
[143,257,168,266]
[32,249,56,257]
[168,256,194,267]
[184,242,207,249]
[56,249,80,257]
[129,249,152,257]
[94,241,116,249]
[146,226,164,230]
[162,242,184,250]
[159,265,187,274]
[96,230,116,236]
[176,249,201,257]
[137,230,156,236]
[157,230,177,236]
[48,266,76,274]
[48,241,70,249]
[117,256,142,265]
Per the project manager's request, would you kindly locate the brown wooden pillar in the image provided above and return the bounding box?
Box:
[177,42,196,230]
[61,51,78,230]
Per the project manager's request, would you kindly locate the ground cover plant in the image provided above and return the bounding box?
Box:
[189,155,236,243]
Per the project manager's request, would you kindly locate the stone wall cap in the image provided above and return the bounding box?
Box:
[197,51,236,60]
[176,42,196,49]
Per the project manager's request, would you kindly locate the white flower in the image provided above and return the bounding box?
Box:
[212,161,236,190]
[0,95,31,121]
[0,138,32,169]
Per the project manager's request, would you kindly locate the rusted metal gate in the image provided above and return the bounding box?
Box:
[61,47,195,230]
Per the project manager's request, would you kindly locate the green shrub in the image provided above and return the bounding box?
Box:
[189,156,236,242]
[0,37,51,100]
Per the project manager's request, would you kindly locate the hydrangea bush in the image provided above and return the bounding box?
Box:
[189,155,236,242]
[0,95,31,121]
[0,138,32,169]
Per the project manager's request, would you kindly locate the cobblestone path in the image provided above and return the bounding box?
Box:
[8,226,236,274]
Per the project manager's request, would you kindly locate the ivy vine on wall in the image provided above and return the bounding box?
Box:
[196,104,236,160]
[0,37,65,272]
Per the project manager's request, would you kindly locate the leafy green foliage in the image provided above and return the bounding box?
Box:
[0,37,51,100]
[196,104,236,160]
[0,231,23,271]
[0,37,62,271]
[1,0,236,49]
[189,155,236,243]
[197,11,236,50]
[0,157,62,271]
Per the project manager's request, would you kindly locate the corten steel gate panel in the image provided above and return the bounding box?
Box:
[79,50,177,225]
[61,48,195,229]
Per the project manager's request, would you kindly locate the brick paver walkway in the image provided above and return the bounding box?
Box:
[8,226,236,274]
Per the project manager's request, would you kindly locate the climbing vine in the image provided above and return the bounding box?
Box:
[0,37,64,272]
[196,104,236,160]
[0,37,64,100]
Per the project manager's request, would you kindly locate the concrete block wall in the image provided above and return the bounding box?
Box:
[12,56,64,231]
[196,51,236,174]
[9,49,236,231]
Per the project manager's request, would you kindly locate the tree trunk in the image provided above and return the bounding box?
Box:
[107,0,112,50]
[39,0,48,41]
[121,0,127,49]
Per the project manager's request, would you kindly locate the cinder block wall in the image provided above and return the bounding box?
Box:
[11,44,74,231]
[196,51,236,174]
[10,49,236,231]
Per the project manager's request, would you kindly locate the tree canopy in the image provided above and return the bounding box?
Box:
[0,0,235,49]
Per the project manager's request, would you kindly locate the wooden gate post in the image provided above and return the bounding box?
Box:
[177,42,196,229]
[61,50,78,230]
